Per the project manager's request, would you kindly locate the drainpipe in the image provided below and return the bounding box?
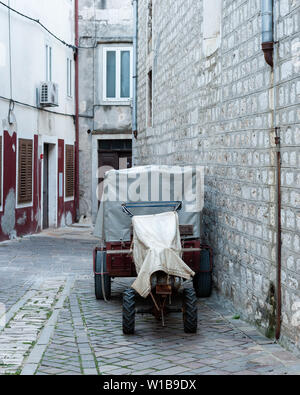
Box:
[275,126,281,341]
[272,3,282,342]
[261,0,281,340]
[261,0,274,67]
[74,0,80,220]
[132,0,138,164]
[8,0,12,100]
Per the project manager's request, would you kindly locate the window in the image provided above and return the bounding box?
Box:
[65,145,74,198]
[98,139,132,151]
[46,45,52,81]
[18,139,33,204]
[147,69,153,127]
[103,47,133,102]
[67,58,72,97]
[0,136,2,205]
[147,0,153,54]
[203,0,222,57]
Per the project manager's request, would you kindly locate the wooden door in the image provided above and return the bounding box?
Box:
[98,151,119,179]
[98,152,119,206]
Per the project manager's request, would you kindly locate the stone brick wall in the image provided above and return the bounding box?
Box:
[135,0,300,352]
[78,0,133,221]
[276,0,300,351]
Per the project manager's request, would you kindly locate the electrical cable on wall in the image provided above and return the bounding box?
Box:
[0,95,75,118]
[0,1,77,119]
[0,1,77,50]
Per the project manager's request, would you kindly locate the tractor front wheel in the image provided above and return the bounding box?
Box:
[183,288,197,333]
[123,288,136,334]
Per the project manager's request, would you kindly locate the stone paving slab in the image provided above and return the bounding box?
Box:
[0,226,299,375]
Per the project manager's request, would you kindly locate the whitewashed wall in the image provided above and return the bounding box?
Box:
[0,0,76,234]
[0,0,75,142]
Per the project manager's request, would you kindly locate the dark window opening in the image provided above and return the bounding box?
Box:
[98,139,132,152]
[148,70,153,127]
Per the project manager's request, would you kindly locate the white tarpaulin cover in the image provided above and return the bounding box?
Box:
[94,165,204,243]
[131,211,195,298]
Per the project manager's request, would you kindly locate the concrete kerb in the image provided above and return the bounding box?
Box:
[21,276,76,375]
[0,279,43,333]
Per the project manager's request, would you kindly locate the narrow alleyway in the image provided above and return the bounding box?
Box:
[0,227,299,375]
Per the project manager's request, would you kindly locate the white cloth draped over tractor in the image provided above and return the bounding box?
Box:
[131,211,195,298]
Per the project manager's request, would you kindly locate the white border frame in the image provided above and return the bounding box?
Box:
[91,134,132,221]
[146,69,153,129]
[64,140,75,203]
[67,57,72,98]
[16,136,34,209]
[40,135,58,229]
[103,46,133,103]
[45,44,53,82]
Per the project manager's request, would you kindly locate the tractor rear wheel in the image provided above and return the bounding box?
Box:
[94,250,111,300]
[123,288,135,335]
[183,288,197,333]
[193,249,212,297]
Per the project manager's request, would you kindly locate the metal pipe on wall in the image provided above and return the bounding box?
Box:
[261,0,281,340]
[275,128,282,341]
[261,0,274,67]
[75,0,80,219]
[271,1,282,342]
[132,0,138,163]
[8,0,12,100]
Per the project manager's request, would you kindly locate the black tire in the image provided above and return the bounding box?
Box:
[193,249,212,297]
[123,288,135,335]
[94,251,111,300]
[183,288,197,333]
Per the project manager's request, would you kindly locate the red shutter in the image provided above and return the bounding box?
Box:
[18,139,33,204]
[65,145,74,198]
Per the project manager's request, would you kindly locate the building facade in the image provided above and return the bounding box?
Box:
[0,0,77,241]
[135,0,300,353]
[78,0,134,223]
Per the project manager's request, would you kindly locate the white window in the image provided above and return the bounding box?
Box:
[46,45,52,81]
[103,47,133,102]
[67,58,72,97]
[203,0,222,57]
[147,0,153,54]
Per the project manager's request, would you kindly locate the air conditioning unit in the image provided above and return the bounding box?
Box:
[39,82,59,107]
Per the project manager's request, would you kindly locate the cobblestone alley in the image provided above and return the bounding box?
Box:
[0,227,299,375]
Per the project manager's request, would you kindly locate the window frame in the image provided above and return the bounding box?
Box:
[17,138,34,207]
[46,44,52,82]
[64,144,75,201]
[147,0,153,54]
[67,57,72,98]
[102,46,133,103]
[147,69,153,127]
[203,0,222,57]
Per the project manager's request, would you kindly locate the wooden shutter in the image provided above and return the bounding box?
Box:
[65,145,74,198]
[18,139,33,204]
[0,136,2,204]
